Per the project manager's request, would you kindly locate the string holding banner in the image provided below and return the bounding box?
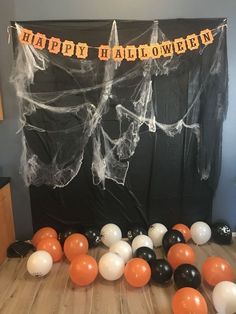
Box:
[18,26,214,61]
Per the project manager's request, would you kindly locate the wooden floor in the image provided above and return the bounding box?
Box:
[0,240,236,314]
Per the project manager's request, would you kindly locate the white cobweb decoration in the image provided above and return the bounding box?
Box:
[10,20,226,188]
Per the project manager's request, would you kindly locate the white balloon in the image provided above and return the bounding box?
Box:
[190,221,211,245]
[100,223,122,247]
[132,234,153,253]
[99,252,124,281]
[148,223,167,247]
[109,240,132,263]
[213,281,236,314]
[27,250,53,277]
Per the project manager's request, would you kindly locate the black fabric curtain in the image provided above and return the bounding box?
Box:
[12,19,228,234]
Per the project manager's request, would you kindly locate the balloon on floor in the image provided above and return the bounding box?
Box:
[172,224,191,242]
[211,222,232,245]
[172,287,208,314]
[64,233,88,262]
[174,264,201,289]
[149,259,173,284]
[99,252,124,281]
[148,223,167,247]
[212,281,236,314]
[124,258,151,287]
[167,243,195,270]
[131,234,153,253]
[37,237,63,262]
[162,230,185,254]
[190,221,211,245]
[127,226,147,242]
[27,250,53,277]
[69,254,98,286]
[32,227,57,247]
[202,256,234,286]
[100,224,122,247]
[84,227,101,248]
[135,246,156,263]
[109,240,132,263]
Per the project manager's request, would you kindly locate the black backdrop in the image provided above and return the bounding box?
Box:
[13,19,228,234]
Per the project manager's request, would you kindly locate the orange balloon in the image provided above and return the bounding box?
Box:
[69,254,98,286]
[172,287,208,314]
[64,233,88,262]
[124,258,151,287]
[172,224,191,242]
[32,227,57,247]
[37,237,63,262]
[167,243,195,269]
[202,256,234,286]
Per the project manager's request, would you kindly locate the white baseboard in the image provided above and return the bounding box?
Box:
[232,232,236,238]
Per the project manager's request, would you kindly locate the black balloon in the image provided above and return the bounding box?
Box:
[127,226,147,242]
[162,230,185,254]
[135,246,156,263]
[212,222,232,245]
[84,227,101,248]
[58,228,77,246]
[174,264,201,289]
[149,259,173,284]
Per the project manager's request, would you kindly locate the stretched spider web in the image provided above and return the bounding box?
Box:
[10,20,227,189]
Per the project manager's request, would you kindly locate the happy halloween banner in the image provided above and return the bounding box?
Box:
[19,27,214,61]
